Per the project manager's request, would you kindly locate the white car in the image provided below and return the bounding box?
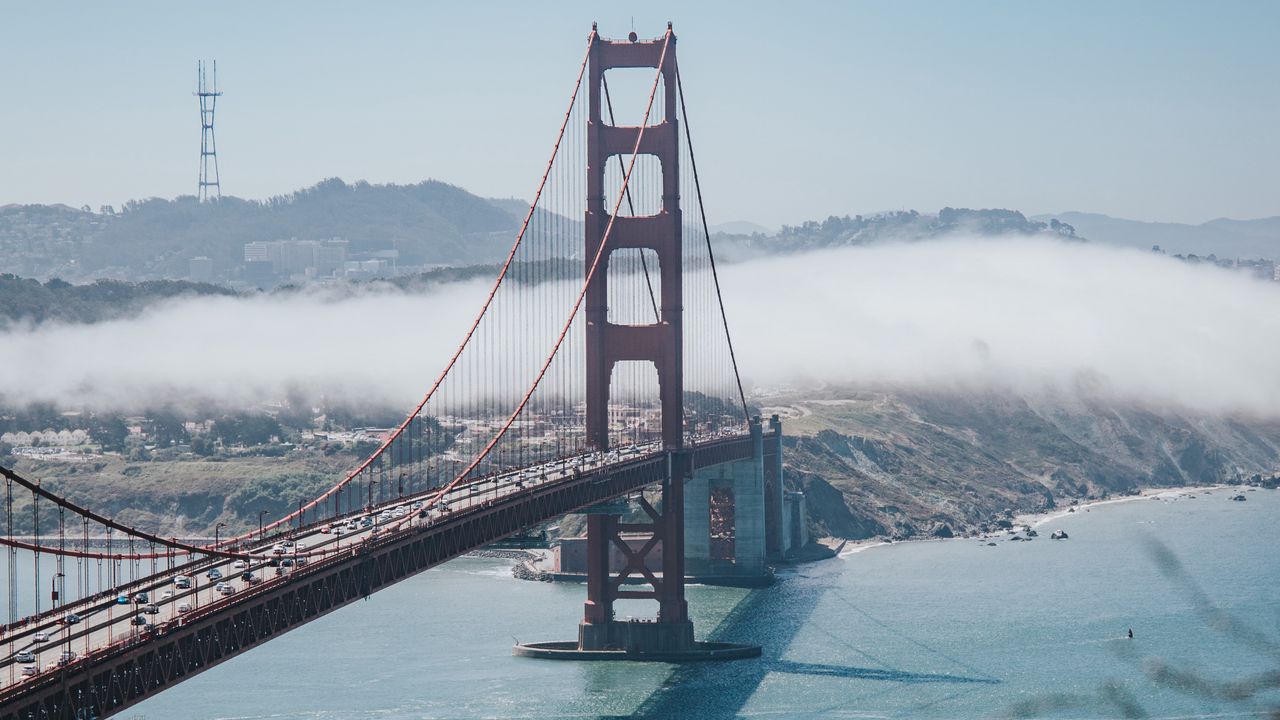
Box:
[232,559,247,569]
[271,545,286,555]
[160,590,175,600]
[20,664,37,677]
[33,631,50,643]
[177,602,193,614]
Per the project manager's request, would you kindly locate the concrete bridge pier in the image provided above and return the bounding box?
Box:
[515,450,759,661]
[684,416,772,586]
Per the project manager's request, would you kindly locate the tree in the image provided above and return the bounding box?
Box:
[190,436,216,456]
[148,411,189,447]
[90,417,129,452]
[212,413,283,447]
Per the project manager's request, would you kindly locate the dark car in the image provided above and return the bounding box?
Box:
[130,615,147,626]
[142,604,160,615]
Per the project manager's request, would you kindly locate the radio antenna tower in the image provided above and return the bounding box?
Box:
[195,60,223,202]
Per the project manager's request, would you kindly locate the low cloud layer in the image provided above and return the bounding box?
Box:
[3,237,1279,418]
[724,238,1280,417]
[0,282,492,412]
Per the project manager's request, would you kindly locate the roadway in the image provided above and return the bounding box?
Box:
[0,440,670,690]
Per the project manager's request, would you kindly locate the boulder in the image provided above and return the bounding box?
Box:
[1050,530,1069,540]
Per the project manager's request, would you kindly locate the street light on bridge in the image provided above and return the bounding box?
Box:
[258,510,270,542]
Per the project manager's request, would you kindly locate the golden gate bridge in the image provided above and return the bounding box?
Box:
[0,24,792,719]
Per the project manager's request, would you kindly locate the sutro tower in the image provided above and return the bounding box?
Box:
[195,60,223,202]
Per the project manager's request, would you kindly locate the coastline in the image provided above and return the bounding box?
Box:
[834,483,1240,560]
[497,483,1256,572]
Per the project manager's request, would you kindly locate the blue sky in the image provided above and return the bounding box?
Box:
[2,1,1277,226]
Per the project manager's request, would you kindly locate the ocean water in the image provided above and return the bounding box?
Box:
[103,487,1280,719]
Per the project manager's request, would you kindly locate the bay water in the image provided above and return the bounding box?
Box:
[96,487,1280,718]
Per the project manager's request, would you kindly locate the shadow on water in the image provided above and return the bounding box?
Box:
[770,659,999,684]
[592,561,1000,719]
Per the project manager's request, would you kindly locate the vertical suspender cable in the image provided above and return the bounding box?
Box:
[676,68,750,423]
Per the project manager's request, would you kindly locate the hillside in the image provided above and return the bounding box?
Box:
[2,178,1090,285]
[8,386,1277,540]
[712,208,1080,260]
[769,387,1280,540]
[1032,211,1280,258]
[0,179,522,283]
[0,274,235,328]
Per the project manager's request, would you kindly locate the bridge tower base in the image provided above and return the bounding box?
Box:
[515,451,759,661]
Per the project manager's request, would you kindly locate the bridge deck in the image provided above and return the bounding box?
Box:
[0,433,764,720]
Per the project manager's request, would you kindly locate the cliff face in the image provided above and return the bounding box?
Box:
[771,388,1280,540]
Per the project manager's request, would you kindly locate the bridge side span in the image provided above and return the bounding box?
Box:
[0,437,759,720]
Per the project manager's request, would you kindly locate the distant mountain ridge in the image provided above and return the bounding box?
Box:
[7,173,1277,285]
[0,179,523,283]
[1031,212,1280,258]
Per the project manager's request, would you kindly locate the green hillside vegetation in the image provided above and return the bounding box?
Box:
[0,259,585,330]
[0,274,235,328]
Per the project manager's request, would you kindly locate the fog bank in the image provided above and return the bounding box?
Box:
[723,238,1280,417]
[2,237,1278,418]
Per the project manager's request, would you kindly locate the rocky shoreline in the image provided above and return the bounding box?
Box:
[831,482,1278,558]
